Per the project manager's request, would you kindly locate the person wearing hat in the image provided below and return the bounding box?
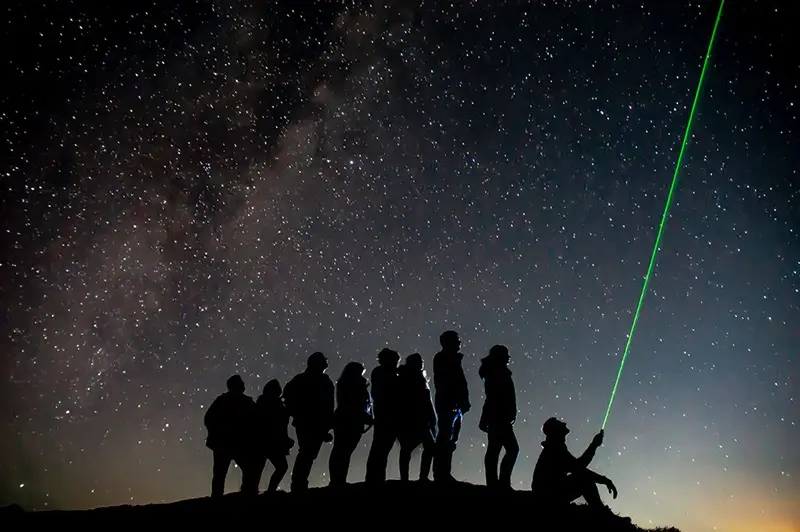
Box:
[531,417,621,513]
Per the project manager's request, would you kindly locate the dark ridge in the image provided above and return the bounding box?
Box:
[1,480,679,531]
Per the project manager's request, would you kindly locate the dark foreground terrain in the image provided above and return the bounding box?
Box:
[1,480,679,531]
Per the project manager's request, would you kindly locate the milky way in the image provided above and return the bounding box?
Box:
[1,2,797,531]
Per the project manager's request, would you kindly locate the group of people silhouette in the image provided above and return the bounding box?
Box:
[204,330,623,515]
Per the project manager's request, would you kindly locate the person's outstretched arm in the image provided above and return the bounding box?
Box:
[576,430,604,468]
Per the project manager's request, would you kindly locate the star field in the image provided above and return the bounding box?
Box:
[0,2,797,531]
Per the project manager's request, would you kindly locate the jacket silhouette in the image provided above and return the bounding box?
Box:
[249,379,293,493]
[204,374,257,497]
[365,348,402,483]
[532,418,623,516]
[397,353,436,481]
[432,330,470,482]
[478,345,519,489]
[283,352,335,492]
[329,361,373,486]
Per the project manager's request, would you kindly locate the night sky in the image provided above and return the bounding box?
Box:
[1,1,797,531]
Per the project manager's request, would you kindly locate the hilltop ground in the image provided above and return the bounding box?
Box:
[1,480,679,531]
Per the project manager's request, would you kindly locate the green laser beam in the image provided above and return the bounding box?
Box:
[601,0,726,430]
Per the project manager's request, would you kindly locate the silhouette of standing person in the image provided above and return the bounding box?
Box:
[204,374,257,497]
[478,345,519,490]
[283,352,335,492]
[365,348,402,483]
[532,417,627,519]
[250,379,294,493]
[329,361,373,486]
[397,353,436,482]
[432,330,470,483]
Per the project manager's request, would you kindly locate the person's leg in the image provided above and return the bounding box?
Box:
[434,409,461,481]
[211,450,231,498]
[343,431,362,485]
[443,410,462,479]
[330,429,360,486]
[328,430,346,486]
[484,429,502,487]
[433,410,452,481]
[564,471,603,507]
[267,454,288,492]
[398,434,421,481]
[291,430,323,492]
[290,431,309,492]
[240,452,266,494]
[398,438,412,481]
[419,430,434,481]
[366,424,395,483]
[452,410,462,444]
[499,426,519,488]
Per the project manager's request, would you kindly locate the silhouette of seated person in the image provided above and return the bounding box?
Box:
[479,345,519,490]
[248,379,294,493]
[432,330,471,483]
[283,352,335,492]
[204,374,257,497]
[329,361,373,486]
[365,348,402,483]
[532,418,622,514]
[397,353,436,482]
